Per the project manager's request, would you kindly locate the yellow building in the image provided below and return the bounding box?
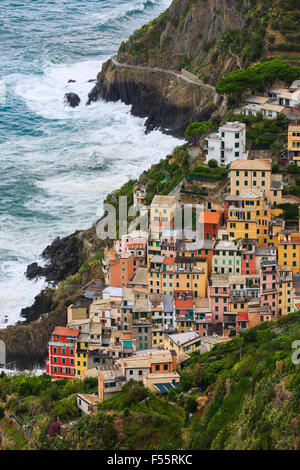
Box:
[76,340,89,378]
[150,195,177,241]
[278,232,300,274]
[147,238,162,267]
[67,298,92,324]
[278,266,293,316]
[148,254,208,299]
[230,159,282,205]
[228,298,248,314]
[163,331,202,354]
[152,325,164,347]
[226,189,271,247]
[288,125,300,166]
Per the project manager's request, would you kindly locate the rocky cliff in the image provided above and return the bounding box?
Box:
[88,0,300,135]
[87,0,247,135]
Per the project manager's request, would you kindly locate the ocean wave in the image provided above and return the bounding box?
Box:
[0,0,177,326]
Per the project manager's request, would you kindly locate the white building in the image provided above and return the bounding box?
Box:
[261,103,285,120]
[206,121,248,166]
[265,87,300,108]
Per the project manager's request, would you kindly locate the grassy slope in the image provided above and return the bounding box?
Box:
[0,312,299,450]
[118,0,300,82]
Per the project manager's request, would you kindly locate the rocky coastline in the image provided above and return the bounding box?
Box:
[87,58,218,138]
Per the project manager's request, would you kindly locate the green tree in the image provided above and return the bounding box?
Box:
[184,121,211,148]
[185,396,198,415]
[270,139,284,158]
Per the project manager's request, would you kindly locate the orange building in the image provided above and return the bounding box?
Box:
[104,248,135,288]
[199,211,222,241]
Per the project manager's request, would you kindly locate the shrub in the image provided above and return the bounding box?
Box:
[208,159,218,168]
[53,395,79,421]
[48,422,60,437]
[185,396,198,415]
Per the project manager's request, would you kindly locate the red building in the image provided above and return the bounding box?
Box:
[199,211,222,241]
[46,326,79,380]
[241,239,257,275]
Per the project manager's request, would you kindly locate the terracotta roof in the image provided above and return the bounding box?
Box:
[199,211,221,224]
[174,298,194,309]
[163,257,175,264]
[53,326,79,337]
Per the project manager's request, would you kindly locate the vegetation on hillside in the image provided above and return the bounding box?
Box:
[117,0,300,82]
[1,313,299,450]
[216,59,300,105]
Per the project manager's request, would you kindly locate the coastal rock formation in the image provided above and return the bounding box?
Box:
[87,0,246,135]
[64,92,81,107]
[88,59,219,137]
[20,288,55,323]
[0,300,68,369]
[26,233,84,284]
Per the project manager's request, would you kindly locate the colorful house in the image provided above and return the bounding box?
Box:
[260,260,278,317]
[278,231,300,274]
[241,239,257,274]
[199,210,222,241]
[150,195,177,241]
[212,240,242,275]
[208,275,230,324]
[103,248,135,288]
[46,326,79,380]
[278,265,293,316]
[226,189,271,247]
[288,124,300,165]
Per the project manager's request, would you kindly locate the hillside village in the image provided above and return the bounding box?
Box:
[43,78,300,416]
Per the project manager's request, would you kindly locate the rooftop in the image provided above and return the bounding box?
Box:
[103,286,124,298]
[215,240,239,251]
[128,267,148,286]
[230,159,272,171]
[53,326,79,338]
[220,121,246,132]
[70,297,93,309]
[151,195,176,207]
[168,331,200,346]
[199,211,222,225]
[77,393,101,406]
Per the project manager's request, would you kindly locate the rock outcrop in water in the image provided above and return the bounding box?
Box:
[26,232,84,284]
[64,92,81,107]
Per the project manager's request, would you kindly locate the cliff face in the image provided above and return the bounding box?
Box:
[0,301,67,369]
[117,0,245,73]
[88,0,300,135]
[87,0,246,135]
[89,58,224,137]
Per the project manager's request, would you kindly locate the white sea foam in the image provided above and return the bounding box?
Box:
[0,55,183,328]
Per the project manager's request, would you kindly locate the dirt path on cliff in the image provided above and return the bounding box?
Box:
[111,56,218,98]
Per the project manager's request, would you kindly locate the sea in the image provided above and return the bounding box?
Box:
[0,0,182,328]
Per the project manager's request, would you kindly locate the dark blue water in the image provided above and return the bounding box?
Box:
[0,0,180,325]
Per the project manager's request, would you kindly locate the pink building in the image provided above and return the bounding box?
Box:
[114,230,148,268]
[260,260,278,317]
[208,276,230,324]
